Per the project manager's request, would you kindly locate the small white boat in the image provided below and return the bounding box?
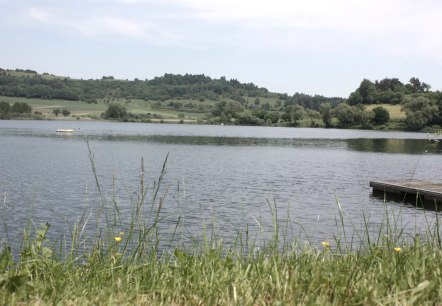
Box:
[56,129,75,133]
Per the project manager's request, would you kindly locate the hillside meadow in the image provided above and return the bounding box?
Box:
[0,95,210,123]
[366,104,406,120]
[0,95,283,124]
[0,95,410,129]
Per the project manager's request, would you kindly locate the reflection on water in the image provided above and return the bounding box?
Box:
[93,134,350,149]
[0,120,441,252]
[2,119,441,154]
[347,138,442,154]
[3,125,441,154]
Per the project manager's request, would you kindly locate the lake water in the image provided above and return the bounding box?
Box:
[1,120,441,251]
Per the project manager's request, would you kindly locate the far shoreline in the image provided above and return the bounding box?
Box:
[2,115,437,134]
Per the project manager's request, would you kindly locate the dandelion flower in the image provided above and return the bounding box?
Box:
[114,236,122,243]
[394,247,402,252]
[119,231,125,236]
[321,241,330,248]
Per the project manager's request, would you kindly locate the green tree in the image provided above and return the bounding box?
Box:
[61,109,71,117]
[11,102,32,114]
[371,106,390,125]
[406,77,431,93]
[0,101,10,119]
[347,90,363,105]
[102,103,127,120]
[261,102,271,110]
[306,109,321,119]
[266,112,280,124]
[375,78,404,92]
[282,105,305,126]
[334,103,370,127]
[237,110,264,125]
[53,108,61,117]
[358,79,377,104]
[251,109,280,124]
[211,101,243,120]
[401,96,438,130]
[432,91,442,126]
[374,89,404,104]
[320,102,333,127]
[334,103,354,127]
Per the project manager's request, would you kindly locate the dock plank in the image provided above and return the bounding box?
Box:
[370,179,442,204]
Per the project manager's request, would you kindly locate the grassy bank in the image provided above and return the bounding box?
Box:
[2,234,442,305]
[2,211,442,305]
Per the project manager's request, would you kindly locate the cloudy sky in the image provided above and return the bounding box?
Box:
[1,0,441,97]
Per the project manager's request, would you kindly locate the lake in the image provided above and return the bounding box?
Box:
[1,120,441,251]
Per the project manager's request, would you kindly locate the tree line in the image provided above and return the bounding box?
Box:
[204,76,442,130]
[0,68,341,107]
[0,69,271,103]
[348,77,432,105]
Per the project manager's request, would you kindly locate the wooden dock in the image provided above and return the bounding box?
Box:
[370,180,442,209]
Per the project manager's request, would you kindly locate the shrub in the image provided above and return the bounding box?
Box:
[0,101,10,118]
[371,106,390,125]
[102,103,127,120]
[401,96,438,130]
[11,102,32,114]
[61,109,71,117]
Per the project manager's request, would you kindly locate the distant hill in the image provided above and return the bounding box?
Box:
[0,68,343,110]
[0,68,269,102]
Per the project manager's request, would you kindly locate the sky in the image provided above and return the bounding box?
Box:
[1,0,441,97]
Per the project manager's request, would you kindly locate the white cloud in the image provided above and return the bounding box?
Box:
[93,17,149,38]
[28,8,51,22]
[204,0,442,60]
[172,0,440,31]
[113,0,148,3]
[23,0,442,61]
[25,6,182,45]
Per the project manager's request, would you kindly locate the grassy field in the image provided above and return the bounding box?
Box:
[0,96,107,119]
[1,153,442,305]
[124,98,208,121]
[366,103,406,120]
[0,96,209,122]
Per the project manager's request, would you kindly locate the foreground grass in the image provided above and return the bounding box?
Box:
[2,235,442,305]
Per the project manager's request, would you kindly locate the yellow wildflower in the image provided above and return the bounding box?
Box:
[321,241,330,248]
[394,247,402,253]
[114,236,122,243]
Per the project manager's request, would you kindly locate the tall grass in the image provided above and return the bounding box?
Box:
[1,143,442,305]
